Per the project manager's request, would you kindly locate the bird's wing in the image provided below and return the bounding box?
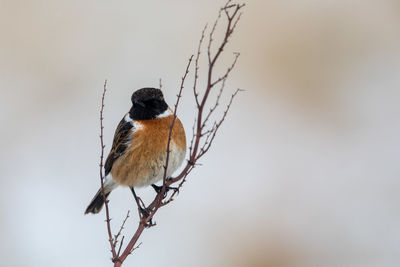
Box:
[104,115,134,176]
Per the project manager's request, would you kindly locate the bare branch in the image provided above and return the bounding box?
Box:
[202,77,227,129]
[117,236,125,258]
[188,117,197,159]
[99,80,117,261]
[168,1,244,184]
[99,2,245,266]
[193,25,207,108]
[210,52,240,88]
[207,5,223,64]
[113,210,130,252]
[162,55,194,186]
[197,88,242,159]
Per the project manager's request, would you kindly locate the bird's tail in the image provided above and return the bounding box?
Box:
[84,189,110,214]
[84,176,117,215]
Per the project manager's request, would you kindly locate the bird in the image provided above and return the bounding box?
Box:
[85,87,186,215]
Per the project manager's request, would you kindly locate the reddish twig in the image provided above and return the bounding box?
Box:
[117,236,125,257]
[162,55,194,191]
[113,210,130,254]
[193,25,207,108]
[99,80,118,261]
[169,1,245,185]
[197,88,243,159]
[98,2,245,266]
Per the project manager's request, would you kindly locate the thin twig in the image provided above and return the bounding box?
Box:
[169,1,244,185]
[197,88,242,159]
[99,80,117,261]
[113,210,130,250]
[162,55,194,188]
[193,25,207,108]
[210,52,240,88]
[202,77,227,129]
[117,236,125,257]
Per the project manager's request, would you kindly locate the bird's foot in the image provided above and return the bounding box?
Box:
[139,206,155,228]
[130,187,155,227]
[151,184,179,198]
[139,206,151,218]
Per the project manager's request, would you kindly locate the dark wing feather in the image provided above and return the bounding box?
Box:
[104,116,133,176]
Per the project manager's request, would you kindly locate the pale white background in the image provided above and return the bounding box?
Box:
[1,0,399,266]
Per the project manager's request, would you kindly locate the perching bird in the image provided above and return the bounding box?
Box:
[85,87,186,215]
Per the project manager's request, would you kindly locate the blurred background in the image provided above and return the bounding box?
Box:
[1,0,399,266]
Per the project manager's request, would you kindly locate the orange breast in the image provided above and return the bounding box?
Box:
[110,115,186,187]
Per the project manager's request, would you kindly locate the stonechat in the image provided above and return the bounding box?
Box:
[85,87,186,214]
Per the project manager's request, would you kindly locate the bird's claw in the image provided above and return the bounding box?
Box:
[151,184,179,198]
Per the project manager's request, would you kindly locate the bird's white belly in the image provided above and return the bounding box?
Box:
[136,142,186,187]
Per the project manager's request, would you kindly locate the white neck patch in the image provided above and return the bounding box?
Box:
[124,113,143,130]
[156,108,172,118]
[124,113,131,122]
